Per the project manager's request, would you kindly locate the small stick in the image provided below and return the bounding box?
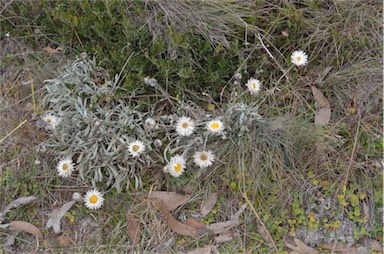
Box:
[0,120,27,144]
[242,192,278,254]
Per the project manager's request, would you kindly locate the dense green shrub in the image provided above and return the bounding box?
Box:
[3,0,265,99]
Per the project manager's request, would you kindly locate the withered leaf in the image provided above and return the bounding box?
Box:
[231,203,247,221]
[206,220,242,234]
[57,233,72,247]
[360,237,383,252]
[320,243,368,253]
[185,217,204,228]
[126,211,141,245]
[185,217,211,236]
[43,46,63,55]
[9,221,43,241]
[283,237,319,254]
[311,86,331,125]
[4,234,16,247]
[46,201,75,234]
[281,31,289,37]
[183,245,212,254]
[1,196,37,221]
[150,191,191,211]
[215,230,238,243]
[200,192,218,217]
[156,201,207,237]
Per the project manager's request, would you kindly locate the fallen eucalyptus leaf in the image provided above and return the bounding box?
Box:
[156,201,208,237]
[200,192,218,217]
[0,196,37,221]
[231,203,247,221]
[185,217,205,228]
[185,217,211,235]
[311,86,331,125]
[359,237,383,252]
[283,237,319,254]
[46,201,75,234]
[183,245,212,254]
[215,230,238,243]
[9,221,43,241]
[321,243,370,254]
[126,211,141,245]
[0,233,16,248]
[206,220,242,234]
[150,191,191,211]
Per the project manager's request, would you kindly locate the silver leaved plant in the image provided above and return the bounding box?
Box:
[40,56,267,191]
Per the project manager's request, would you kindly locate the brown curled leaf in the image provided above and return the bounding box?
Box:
[9,221,43,241]
[215,230,238,243]
[150,191,191,211]
[283,237,319,254]
[126,212,141,245]
[156,201,207,237]
[206,220,242,234]
[311,86,331,125]
[200,192,218,217]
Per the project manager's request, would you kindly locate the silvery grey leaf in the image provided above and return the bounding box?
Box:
[0,196,37,221]
[46,201,75,234]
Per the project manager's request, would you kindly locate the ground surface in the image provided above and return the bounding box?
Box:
[0,1,383,253]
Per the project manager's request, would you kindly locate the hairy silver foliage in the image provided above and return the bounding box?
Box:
[41,58,153,191]
[224,102,264,138]
[40,57,266,191]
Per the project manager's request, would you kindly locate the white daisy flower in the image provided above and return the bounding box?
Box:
[72,192,83,201]
[57,158,75,178]
[84,189,104,210]
[206,119,224,134]
[42,113,60,130]
[169,155,186,177]
[291,50,308,67]
[128,140,146,157]
[245,78,261,95]
[175,116,195,136]
[193,150,215,168]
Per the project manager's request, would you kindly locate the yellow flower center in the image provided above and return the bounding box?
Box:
[296,56,302,62]
[174,163,182,172]
[252,83,257,89]
[182,122,189,128]
[89,195,98,204]
[62,163,69,171]
[132,144,140,152]
[200,154,208,161]
[210,122,220,129]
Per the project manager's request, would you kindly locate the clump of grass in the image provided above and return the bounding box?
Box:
[142,0,257,48]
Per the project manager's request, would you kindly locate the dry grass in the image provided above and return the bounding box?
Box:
[141,0,259,48]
